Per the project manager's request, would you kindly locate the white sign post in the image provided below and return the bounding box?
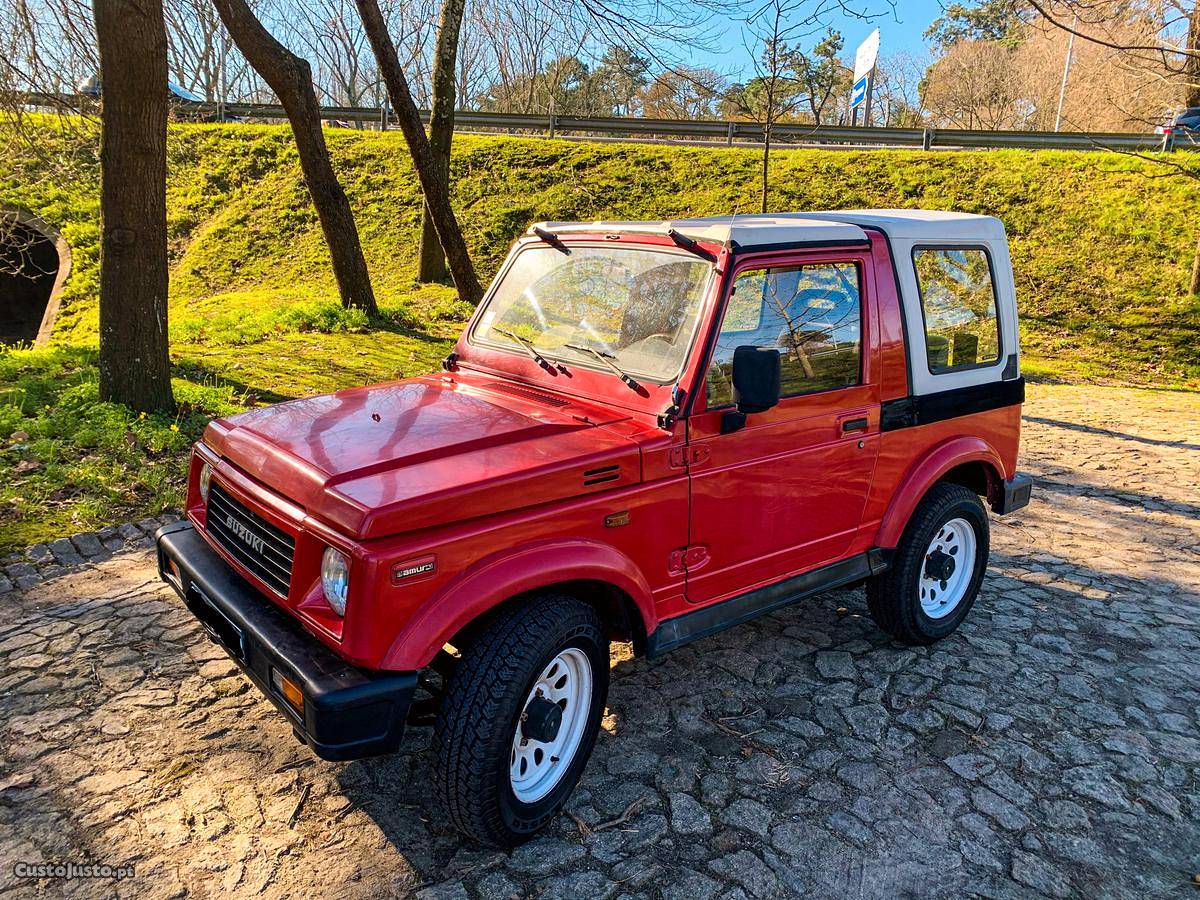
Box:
[850,28,880,126]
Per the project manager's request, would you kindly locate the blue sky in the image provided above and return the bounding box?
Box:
[692,0,946,79]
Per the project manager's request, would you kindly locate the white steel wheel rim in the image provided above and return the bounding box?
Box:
[920,517,976,619]
[510,648,593,804]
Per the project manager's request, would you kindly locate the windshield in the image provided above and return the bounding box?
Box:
[473,245,713,382]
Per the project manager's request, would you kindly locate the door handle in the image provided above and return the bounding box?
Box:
[841,417,869,433]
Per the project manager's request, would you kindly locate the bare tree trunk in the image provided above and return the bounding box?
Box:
[355,0,482,304]
[93,0,175,413]
[760,121,771,214]
[1191,231,1200,295]
[1186,1,1200,109]
[1185,5,1199,294]
[416,0,467,283]
[213,0,377,314]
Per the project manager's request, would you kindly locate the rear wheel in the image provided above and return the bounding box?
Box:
[867,482,989,645]
[431,593,609,848]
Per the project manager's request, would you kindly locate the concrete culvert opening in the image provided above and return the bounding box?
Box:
[1,210,70,346]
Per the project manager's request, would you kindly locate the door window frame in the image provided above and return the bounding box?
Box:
[694,249,875,415]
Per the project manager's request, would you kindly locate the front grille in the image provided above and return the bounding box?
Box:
[206,482,296,597]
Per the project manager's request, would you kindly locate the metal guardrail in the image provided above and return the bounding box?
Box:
[15,91,1195,153]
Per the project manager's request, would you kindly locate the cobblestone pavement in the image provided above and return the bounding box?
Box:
[1,382,1199,899]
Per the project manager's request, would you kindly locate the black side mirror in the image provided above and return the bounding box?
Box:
[722,346,781,434]
[733,346,781,412]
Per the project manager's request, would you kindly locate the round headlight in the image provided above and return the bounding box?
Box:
[198,462,212,502]
[321,546,350,617]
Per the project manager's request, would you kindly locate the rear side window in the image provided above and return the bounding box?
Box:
[707,262,862,407]
[913,248,1000,373]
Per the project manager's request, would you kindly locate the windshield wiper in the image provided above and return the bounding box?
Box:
[667,228,717,263]
[531,226,570,254]
[563,343,641,391]
[495,328,554,370]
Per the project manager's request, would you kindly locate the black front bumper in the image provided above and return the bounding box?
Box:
[155,522,417,761]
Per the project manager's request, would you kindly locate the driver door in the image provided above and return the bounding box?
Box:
[684,251,881,607]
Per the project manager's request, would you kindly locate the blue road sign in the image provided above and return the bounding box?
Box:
[850,75,869,109]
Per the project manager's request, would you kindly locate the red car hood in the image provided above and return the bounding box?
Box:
[204,376,641,539]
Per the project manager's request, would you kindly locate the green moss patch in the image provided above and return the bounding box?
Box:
[0,119,1198,551]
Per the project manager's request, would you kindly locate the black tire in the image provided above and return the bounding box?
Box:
[431,593,609,848]
[867,482,989,645]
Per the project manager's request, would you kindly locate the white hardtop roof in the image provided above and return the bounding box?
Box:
[530,209,1004,250]
[530,214,866,249]
[796,209,1006,241]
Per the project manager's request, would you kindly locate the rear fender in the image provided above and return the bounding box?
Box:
[380,539,657,670]
[876,437,1005,548]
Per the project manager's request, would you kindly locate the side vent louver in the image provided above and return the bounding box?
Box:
[583,464,621,487]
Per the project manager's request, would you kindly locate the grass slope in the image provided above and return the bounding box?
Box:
[1,119,1198,551]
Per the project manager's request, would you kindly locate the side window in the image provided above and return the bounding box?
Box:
[913,248,1000,373]
[707,262,862,408]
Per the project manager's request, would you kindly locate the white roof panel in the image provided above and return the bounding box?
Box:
[797,209,1007,241]
[531,209,1004,249]
[530,214,868,250]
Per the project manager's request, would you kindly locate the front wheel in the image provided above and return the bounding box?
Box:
[431,593,609,848]
[867,482,989,645]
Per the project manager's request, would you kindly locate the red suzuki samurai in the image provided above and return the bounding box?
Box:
[157,210,1032,847]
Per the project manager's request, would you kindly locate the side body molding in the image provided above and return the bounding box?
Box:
[381,539,658,670]
[875,436,1006,549]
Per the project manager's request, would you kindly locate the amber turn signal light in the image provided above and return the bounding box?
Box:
[271,668,304,713]
[164,558,182,588]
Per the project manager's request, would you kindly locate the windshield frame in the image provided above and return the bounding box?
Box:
[467,240,717,386]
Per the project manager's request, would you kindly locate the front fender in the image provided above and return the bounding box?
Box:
[876,436,1004,548]
[380,539,657,670]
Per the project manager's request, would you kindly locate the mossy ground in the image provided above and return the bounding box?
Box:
[1,119,1198,551]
